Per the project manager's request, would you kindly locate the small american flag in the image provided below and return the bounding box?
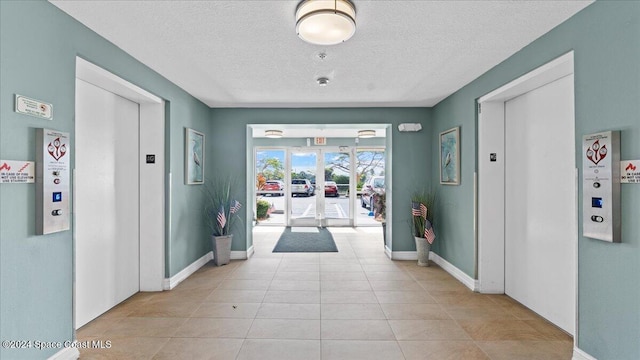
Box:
[230,200,242,214]
[420,203,428,219]
[424,223,436,244]
[411,202,422,217]
[217,207,226,229]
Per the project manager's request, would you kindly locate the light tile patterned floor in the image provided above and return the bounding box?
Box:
[77,226,573,359]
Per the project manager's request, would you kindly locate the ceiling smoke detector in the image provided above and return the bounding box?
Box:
[317,77,330,86]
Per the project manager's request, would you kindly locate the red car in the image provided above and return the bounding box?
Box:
[324,181,339,197]
[261,180,284,196]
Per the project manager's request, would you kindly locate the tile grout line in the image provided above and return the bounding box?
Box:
[234,252,281,360]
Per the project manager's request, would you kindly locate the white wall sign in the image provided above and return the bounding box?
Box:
[0,160,35,183]
[621,160,640,183]
[15,94,53,120]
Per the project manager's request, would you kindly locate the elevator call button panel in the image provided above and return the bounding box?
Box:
[582,130,621,243]
[36,128,70,234]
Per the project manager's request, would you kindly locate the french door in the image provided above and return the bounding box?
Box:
[287,148,355,227]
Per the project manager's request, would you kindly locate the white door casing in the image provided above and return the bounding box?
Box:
[477,52,576,336]
[74,57,165,329]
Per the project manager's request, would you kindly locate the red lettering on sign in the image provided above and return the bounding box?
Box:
[0,163,10,171]
[626,163,637,171]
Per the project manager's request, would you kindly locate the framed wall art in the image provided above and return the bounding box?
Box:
[185,128,205,185]
[440,126,460,185]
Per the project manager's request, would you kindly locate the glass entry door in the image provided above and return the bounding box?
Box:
[287,148,355,227]
[288,149,321,226]
[323,149,354,226]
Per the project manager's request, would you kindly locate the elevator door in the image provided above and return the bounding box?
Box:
[505,74,576,334]
[75,79,140,328]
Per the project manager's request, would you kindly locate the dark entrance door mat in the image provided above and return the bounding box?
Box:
[272,227,338,253]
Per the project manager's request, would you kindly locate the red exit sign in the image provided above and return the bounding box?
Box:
[314,137,327,145]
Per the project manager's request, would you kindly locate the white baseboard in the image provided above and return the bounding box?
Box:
[384,246,392,258]
[573,347,597,360]
[48,347,79,360]
[231,249,250,260]
[163,251,213,290]
[429,252,479,292]
[245,245,255,258]
[385,249,479,293]
[390,251,419,260]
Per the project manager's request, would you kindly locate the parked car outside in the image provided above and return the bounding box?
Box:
[324,181,339,197]
[291,179,313,197]
[361,176,385,209]
[262,180,284,196]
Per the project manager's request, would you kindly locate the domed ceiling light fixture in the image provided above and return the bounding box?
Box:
[296,0,356,46]
[265,130,283,138]
[357,130,376,138]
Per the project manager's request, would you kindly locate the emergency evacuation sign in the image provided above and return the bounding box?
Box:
[0,160,35,183]
[621,160,640,184]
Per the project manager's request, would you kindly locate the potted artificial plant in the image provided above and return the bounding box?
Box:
[411,191,436,267]
[372,191,387,246]
[204,178,242,266]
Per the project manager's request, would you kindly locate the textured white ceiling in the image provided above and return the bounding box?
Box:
[50,0,592,108]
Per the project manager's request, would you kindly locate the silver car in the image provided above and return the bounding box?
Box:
[291,179,313,197]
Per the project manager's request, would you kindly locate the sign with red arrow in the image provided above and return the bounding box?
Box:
[621,160,640,184]
[0,160,35,183]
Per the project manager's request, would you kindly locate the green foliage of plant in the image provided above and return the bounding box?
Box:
[257,157,284,180]
[291,171,314,182]
[325,150,384,191]
[411,190,436,238]
[325,168,334,181]
[256,199,271,220]
[203,177,243,236]
[332,174,349,185]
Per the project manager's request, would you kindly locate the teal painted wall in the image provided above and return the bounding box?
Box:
[211,108,433,252]
[431,2,639,358]
[0,2,211,358]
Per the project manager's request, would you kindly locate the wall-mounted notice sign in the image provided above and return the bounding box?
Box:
[621,160,640,184]
[15,94,53,120]
[0,160,35,183]
[314,137,327,145]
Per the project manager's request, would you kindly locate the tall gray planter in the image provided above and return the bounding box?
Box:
[415,236,430,267]
[212,234,232,266]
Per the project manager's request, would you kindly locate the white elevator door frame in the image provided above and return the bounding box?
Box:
[75,79,140,328]
[504,74,576,335]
